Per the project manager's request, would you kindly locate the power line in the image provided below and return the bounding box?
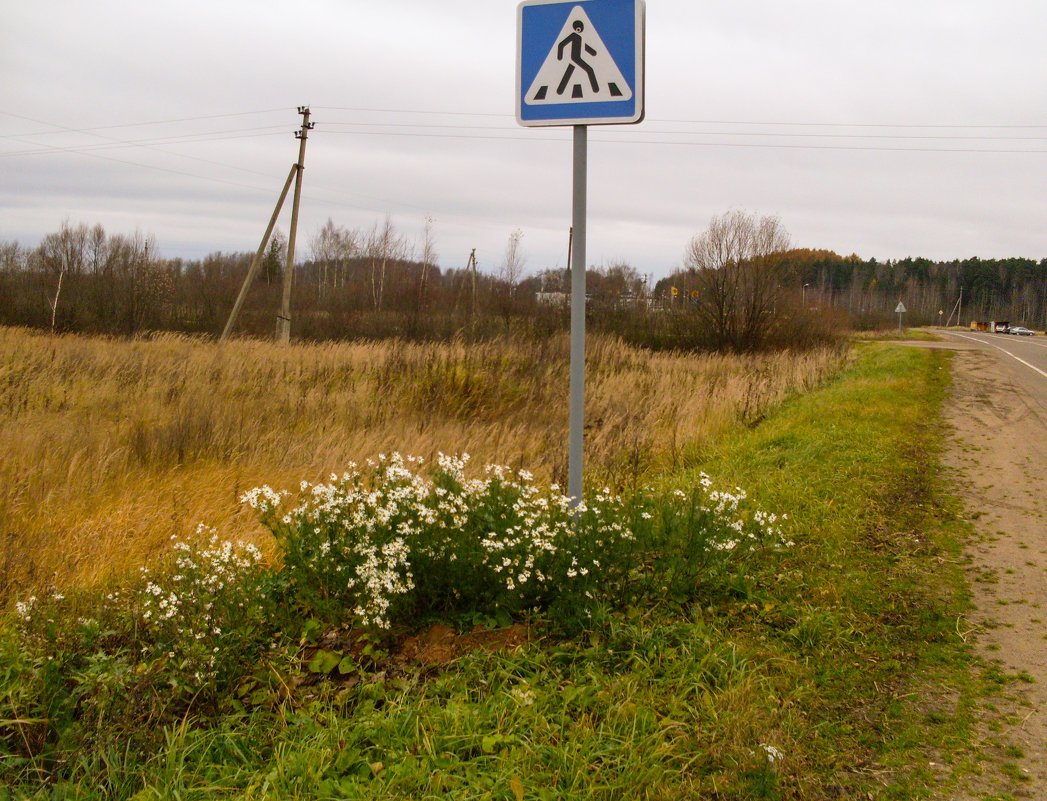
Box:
[9,119,1040,164]
[0,122,289,144]
[654,117,1047,130]
[5,106,1044,159]
[3,124,1043,258]
[312,105,1047,130]
[0,128,289,158]
[2,134,288,197]
[319,128,1047,154]
[0,108,290,137]
[4,104,1044,253]
[0,109,509,235]
[5,105,1046,148]
[0,109,296,182]
[317,119,1047,142]
[601,138,1047,154]
[314,105,508,119]
[0,109,429,222]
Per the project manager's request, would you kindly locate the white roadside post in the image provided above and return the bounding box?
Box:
[517,0,645,505]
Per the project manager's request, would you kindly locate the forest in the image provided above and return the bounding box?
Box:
[746,248,1046,329]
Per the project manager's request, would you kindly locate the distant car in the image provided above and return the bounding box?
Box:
[1009,326,1035,336]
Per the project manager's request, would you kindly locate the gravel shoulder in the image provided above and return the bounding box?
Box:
[941,344,1047,792]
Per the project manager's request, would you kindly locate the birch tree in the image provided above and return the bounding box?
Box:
[365,217,411,311]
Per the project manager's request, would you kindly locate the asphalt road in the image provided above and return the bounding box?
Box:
[939,330,1047,414]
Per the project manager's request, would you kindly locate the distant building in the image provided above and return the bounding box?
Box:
[971,320,1010,333]
[536,291,570,306]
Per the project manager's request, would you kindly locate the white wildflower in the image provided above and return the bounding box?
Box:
[759,744,784,764]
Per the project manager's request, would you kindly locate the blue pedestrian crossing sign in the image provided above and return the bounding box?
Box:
[517,0,645,126]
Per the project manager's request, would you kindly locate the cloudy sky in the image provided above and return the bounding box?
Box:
[2,0,1045,279]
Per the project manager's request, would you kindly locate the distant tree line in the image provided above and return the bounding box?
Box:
[0,218,837,352]
[6,215,1037,351]
[0,219,527,341]
[659,244,1047,331]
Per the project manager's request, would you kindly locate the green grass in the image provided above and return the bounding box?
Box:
[1,343,1000,799]
[676,342,1007,796]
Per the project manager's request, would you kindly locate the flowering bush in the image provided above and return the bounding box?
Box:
[248,453,633,630]
[1,531,274,774]
[246,454,792,632]
[135,527,269,687]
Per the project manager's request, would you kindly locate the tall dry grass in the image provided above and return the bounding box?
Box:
[0,326,847,600]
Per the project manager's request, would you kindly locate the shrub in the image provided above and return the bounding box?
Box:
[249,453,635,631]
[249,454,792,633]
[135,528,271,689]
[0,534,275,783]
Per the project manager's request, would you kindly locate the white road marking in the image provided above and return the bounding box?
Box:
[1004,336,1047,350]
[945,331,1047,379]
[975,331,1047,350]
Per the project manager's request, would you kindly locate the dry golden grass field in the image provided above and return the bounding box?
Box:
[0,326,846,602]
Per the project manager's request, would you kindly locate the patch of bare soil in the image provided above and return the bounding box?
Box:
[300,621,533,677]
[397,622,533,666]
[942,349,1047,795]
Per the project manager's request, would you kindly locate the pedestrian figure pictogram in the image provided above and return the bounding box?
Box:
[556,20,600,97]
[524,6,632,105]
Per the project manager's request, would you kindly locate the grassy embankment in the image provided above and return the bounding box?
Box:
[0,329,1006,798]
[0,326,841,601]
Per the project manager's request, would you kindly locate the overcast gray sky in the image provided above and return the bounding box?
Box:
[2,0,1045,278]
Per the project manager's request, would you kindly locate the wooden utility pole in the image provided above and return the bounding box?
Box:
[220,163,297,342]
[276,106,314,344]
[468,248,478,325]
[221,106,314,342]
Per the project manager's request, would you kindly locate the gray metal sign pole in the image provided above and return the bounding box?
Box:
[568,124,587,505]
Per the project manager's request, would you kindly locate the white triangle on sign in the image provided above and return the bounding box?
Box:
[895,302,907,313]
[525,6,632,105]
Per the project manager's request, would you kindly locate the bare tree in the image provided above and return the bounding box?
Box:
[39,220,89,333]
[310,217,358,298]
[364,217,411,312]
[599,260,645,299]
[500,229,526,296]
[418,215,438,313]
[110,230,166,334]
[0,241,27,273]
[684,210,791,350]
[86,224,107,273]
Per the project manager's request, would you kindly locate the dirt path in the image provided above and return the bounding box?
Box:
[941,345,1047,793]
